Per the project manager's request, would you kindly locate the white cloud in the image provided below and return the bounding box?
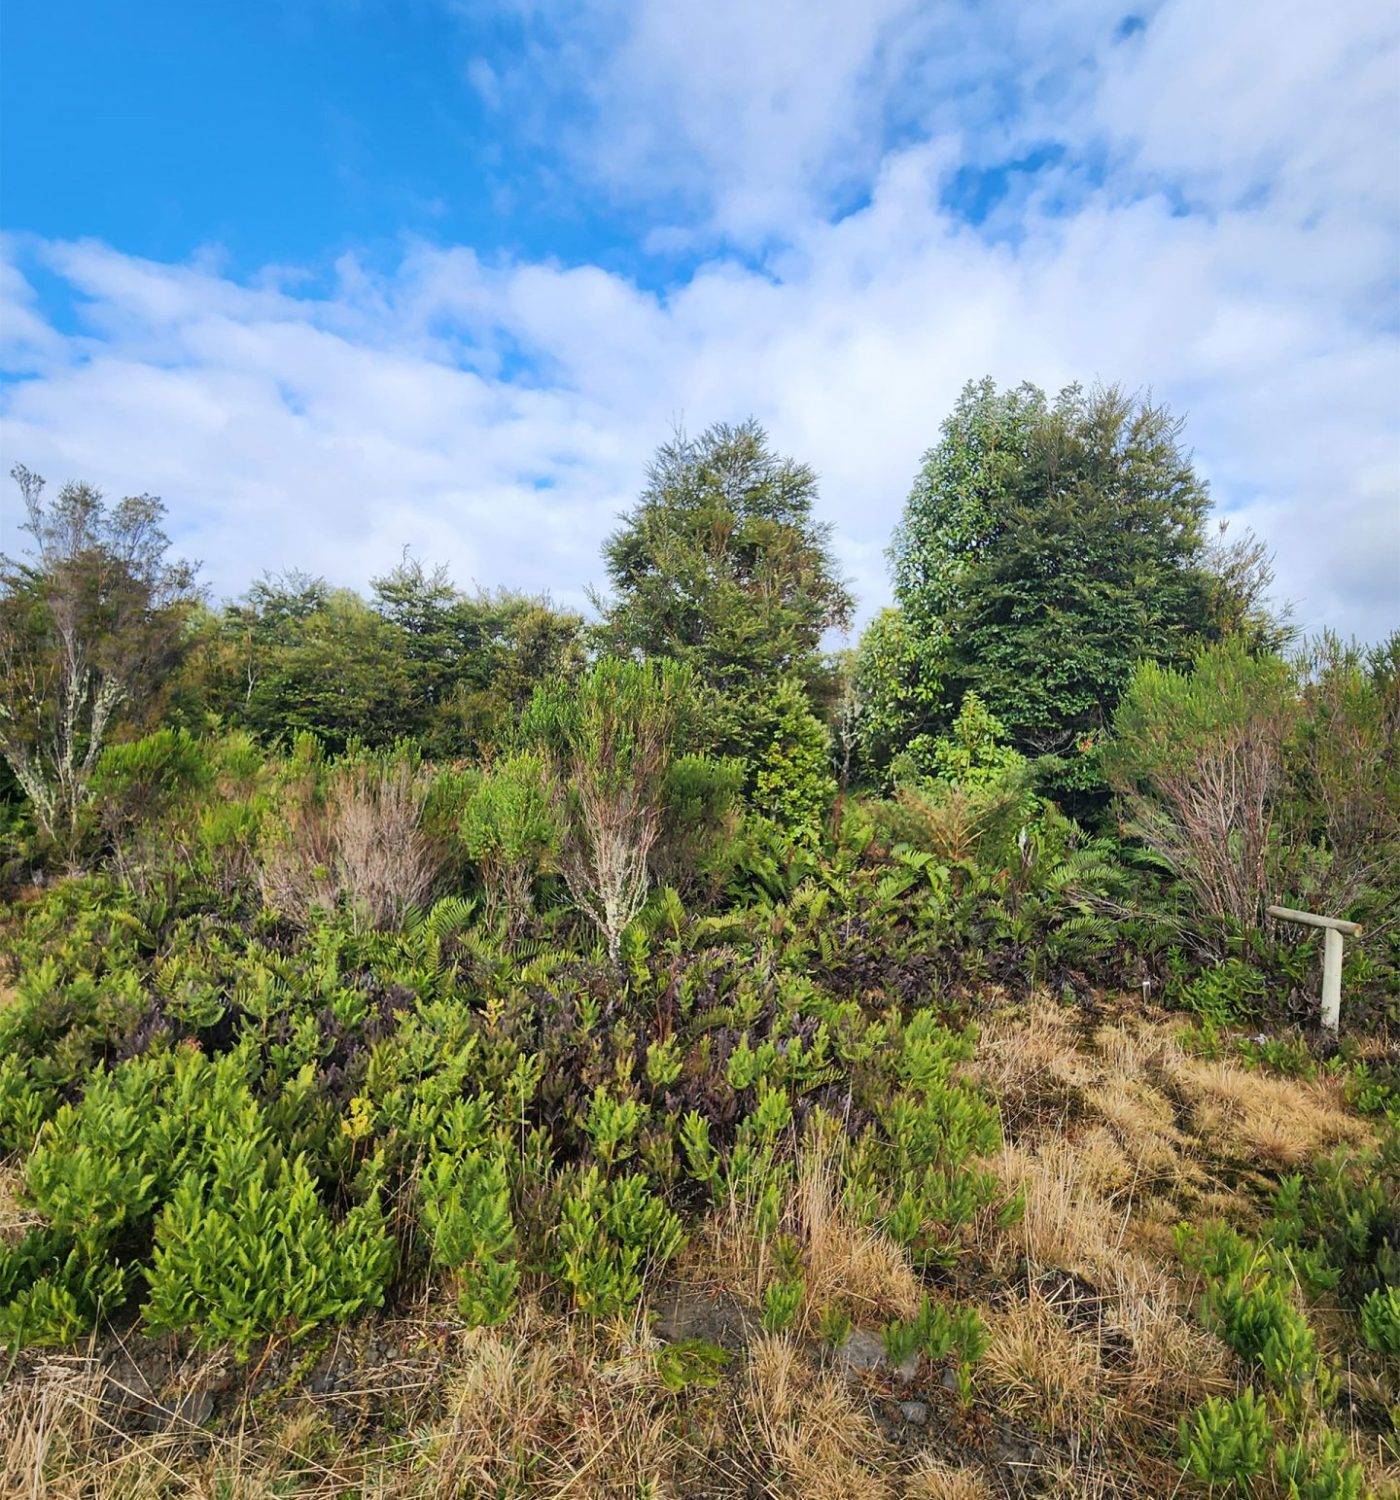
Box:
[2,0,1397,643]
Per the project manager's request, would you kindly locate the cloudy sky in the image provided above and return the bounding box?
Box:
[2,0,1397,641]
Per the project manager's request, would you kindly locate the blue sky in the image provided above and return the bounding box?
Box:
[2,0,1398,641]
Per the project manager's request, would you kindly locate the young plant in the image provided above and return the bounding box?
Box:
[1178,1388,1273,1491]
[143,1133,391,1358]
[418,1147,519,1327]
[556,1168,684,1319]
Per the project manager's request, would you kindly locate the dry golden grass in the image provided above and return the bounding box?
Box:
[981,1288,1116,1437]
[973,1001,1096,1137]
[1164,1055,1369,1167]
[994,1136,1127,1276]
[425,1312,685,1499]
[692,1133,922,1335]
[788,1142,922,1326]
[739,1333,889,1500]
[1102,1263,1231,1414]
[0,1161,38,1245]
[903,1456,995,1499]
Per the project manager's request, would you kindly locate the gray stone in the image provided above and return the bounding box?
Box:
[837,1329,887,1375]
[898,1400,929,1425]
[169,1388,215,1428]
[837,1329,919,1383]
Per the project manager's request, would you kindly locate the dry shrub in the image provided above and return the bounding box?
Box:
[328,762,437,931]
[259,761,437,932]
[740,1334,889,1499]
[883,777,1028,867]
[257,771,339,922]
[1107,644,1294,930]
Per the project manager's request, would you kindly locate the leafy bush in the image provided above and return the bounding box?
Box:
[750,677,836,846]
[91,727,213,839]
[1171,956,1270,1025]
[459,751,558,937]
[1180,1223,1330,1397]
[417,1146,519,1327]
[1270,1131,1400,1317]
[143,1133,390,1357]
[1179,1388,1273,1491]
[556,1168,685,1319]
[1271,1430,1367,1500]
[1359,1285,1400,1357]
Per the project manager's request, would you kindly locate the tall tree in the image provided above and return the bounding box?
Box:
[0,465,200,844]
[593,420,853,765]
[878,378,1285,784]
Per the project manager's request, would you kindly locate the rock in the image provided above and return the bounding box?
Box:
[836,1329,887,1376]
[940,1365,959,1392]
[898,1400,929,1425]
[652,1287,749,1351]
[170,1388,215,1428]
[837,1330,918,1384]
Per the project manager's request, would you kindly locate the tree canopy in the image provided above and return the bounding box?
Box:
[0,465,200,844]
[174,564,584,757]
[875,378,1286,789]
[593,419,852,766]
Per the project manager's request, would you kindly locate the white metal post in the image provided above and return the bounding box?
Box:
[1267,905,1361,1035]
[1321,926,1344,1034]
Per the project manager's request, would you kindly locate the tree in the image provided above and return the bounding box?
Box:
[880,378,1285,786]
[171,561,584,758]
[593,420,853,766]
[850,607,946,788]
[0,465,199,845]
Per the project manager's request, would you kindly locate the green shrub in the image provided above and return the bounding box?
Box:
[556,1168,684,1319]
[760,1276,805,1334]
[583,1085,646,1170]
[91,728,214,839]
[1269,1131,1400,1314]
[1178,1388,1273,1491]
[418,1147,519,1327]
[143,1132,390,1357]
[459,751,558,937]
[1360,1285,1400,1357]
[750,678,836,846]
[1172,956,1269,1025]
[1271,1430,1367,1500]
[653,752,743,901]
[1202,1269,1322,1390]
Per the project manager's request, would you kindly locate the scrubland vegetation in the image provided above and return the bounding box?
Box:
[1,382,1397,1497]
